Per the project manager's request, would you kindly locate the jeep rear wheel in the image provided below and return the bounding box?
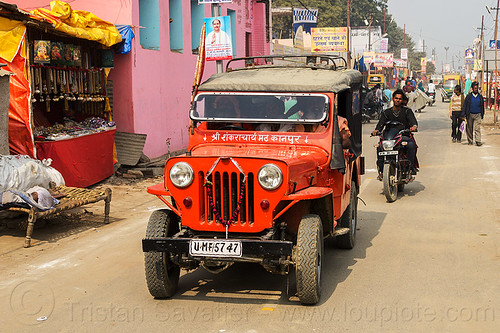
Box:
[336,181,358,249]
[144,210,180,298]
[295,214,323,305]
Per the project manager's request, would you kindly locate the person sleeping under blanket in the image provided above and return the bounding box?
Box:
[0,186,59,211]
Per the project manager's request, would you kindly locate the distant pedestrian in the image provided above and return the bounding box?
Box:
[461,82,485,146]
[449,85,464,143]
[417,80,425,92]
[403,80,415,93]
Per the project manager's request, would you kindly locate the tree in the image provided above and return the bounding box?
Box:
[426,61,436,75]
[272,0,423,70]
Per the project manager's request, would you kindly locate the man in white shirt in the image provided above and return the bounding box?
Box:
[206,19,231,46]
[427,80,436,93]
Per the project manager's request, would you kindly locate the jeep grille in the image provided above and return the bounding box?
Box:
[204,171,254,225]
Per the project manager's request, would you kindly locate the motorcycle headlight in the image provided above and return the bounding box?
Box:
[169,162,194,188]
[382,140,396,151]
[258,164,283,190]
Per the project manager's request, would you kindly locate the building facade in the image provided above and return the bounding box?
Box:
[15,0,271,157]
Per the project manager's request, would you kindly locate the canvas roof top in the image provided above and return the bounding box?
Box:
[198,67,362,94]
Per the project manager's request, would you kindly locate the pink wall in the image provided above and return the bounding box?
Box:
[111,0,270,158]
[13,0,270,158]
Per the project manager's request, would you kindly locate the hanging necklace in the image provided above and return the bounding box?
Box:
[392,107,402,117]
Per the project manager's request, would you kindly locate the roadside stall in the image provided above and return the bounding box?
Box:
[0,1,122,187]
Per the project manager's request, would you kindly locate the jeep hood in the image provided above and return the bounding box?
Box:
[189,144,329,170]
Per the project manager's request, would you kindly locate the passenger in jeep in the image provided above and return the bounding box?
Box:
[256,97,293,132]
[207,96,242,129]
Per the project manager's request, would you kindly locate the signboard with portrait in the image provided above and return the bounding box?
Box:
[421,57,427,72]
[465,48,474,65]
[203,16,233,61]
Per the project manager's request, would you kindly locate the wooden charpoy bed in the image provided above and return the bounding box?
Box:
[7,183,112,248]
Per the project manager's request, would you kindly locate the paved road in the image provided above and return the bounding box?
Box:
[1,99,499,332]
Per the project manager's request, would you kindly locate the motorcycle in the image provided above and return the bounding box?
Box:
[362,101,383,123]
[426,90,436,106]
[373,121,418,202]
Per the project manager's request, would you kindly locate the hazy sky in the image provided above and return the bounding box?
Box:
[387,0,497,72]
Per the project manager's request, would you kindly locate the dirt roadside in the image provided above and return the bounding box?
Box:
[0,175,162,271]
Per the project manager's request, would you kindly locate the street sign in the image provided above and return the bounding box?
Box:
[311,27,348,52]
[401,48,408,60]
[199,0,232,3]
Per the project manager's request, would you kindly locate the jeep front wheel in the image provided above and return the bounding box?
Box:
[295,214,323,305]
[144,209,180,298]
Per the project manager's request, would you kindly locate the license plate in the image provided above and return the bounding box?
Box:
[189,239,242,257]
[379,151,398,156]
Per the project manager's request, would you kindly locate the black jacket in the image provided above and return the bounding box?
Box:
[375,106,418,132]
[462,93,485,119]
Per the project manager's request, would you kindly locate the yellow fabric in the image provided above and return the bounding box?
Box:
[31,1,122,47]
[0,17,26,62]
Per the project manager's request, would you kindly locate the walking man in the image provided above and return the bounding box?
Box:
[461,82,485,146]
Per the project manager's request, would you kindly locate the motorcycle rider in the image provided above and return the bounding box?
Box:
[372,89,419,178]
[363,84,382,117]
[427,80,436,96]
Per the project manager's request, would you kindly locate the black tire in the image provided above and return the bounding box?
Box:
[295,214,323,305]
[442,97,445,102]
[144,210,180,298]
[336,181,358,249]
[383,163,398,202]
[398,183,405,192]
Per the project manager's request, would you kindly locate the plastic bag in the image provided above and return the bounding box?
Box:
[459,121,466,133]
[0,155,65,192]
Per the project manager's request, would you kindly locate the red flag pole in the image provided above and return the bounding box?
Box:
[190,23,206,135]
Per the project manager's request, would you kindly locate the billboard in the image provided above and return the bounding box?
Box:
[401,48,408,60]
[311,27,348,52]
[393,58,407,68]
[364,52,394,67]
[379,38,389,53]
[350,26,383,55]
[293,8,318,34]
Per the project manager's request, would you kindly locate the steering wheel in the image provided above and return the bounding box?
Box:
[218,124,246,131]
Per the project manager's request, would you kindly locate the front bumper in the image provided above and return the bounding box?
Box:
[142,238,293,258]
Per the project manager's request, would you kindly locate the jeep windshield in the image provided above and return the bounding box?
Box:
[191,93,328,126]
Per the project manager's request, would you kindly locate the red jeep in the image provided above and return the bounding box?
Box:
[142,55,364,304]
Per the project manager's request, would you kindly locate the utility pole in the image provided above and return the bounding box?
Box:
[445,47,449,65]
[347,0,352,68]
[383,8,386,34]
[480,15,485,105]
[403,24,406,48]
[212,3,223,74]
[494,0,499,122]
[368,14,373,51]
[422,40,426,55]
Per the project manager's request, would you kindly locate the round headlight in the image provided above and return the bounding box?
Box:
[169,162,194,188]
[258,164,283,190]
[382,140,395,151]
